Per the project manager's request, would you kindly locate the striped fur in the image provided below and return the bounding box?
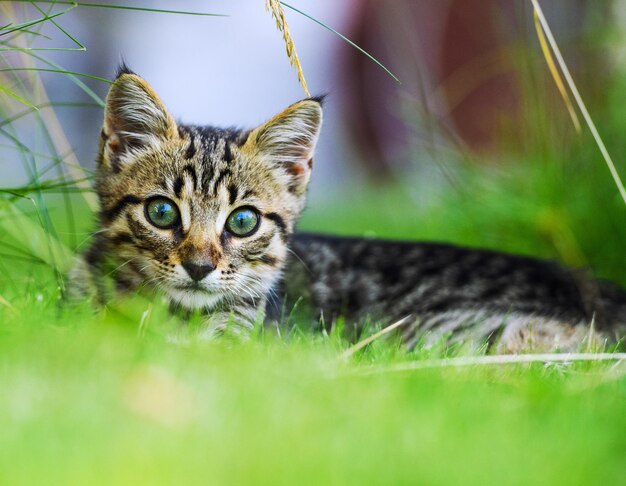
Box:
[276,234,626,352]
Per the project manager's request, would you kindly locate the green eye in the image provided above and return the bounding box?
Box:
[145,197,180,229]
[226,207,260,237]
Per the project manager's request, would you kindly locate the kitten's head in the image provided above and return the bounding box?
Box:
[95,67,322,310]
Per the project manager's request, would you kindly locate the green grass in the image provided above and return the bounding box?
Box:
[2,3,626,484]
[1,316,626,485]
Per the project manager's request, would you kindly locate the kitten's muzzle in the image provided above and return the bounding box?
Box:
[182,262,215,282]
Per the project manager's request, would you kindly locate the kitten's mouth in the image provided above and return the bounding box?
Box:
[174,282,211,293]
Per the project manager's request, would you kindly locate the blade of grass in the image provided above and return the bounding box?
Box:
[0,142,67,161]
[281,1,401,84]
[3,60,81,263]
[530,0,626,206]
[532,10,580,133]
[1,49,96,254]
[10,49,105,106]
[0,84,38,109]
[2,28,53,42]
[31,1,85,51]
[0,101,100,128]
[0,6,75,37]
[10,1,225,17]
[0,233,51,262]
[0,47,99,214]
[0,46,82,52]
[0,68,111,83]
[0,252,46,265]
[29,90,99,212]
[0,178,92,198]
[0,198,74,273]
[0,293,17,315]
[0,5,72,278]
[352,353,626,376]
[341,316,411,360]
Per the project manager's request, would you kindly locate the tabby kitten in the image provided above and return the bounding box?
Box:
[72,67,626,351]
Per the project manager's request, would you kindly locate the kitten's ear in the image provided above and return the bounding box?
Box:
[100,69,178,171]
[244,98,323,195]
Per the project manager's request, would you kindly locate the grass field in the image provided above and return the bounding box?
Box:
[2,2,626,485]
[2,308,626,484]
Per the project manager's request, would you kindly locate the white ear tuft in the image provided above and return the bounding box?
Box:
[100,73,177,171]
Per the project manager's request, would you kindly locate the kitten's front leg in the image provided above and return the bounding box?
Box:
[198,302,265,341]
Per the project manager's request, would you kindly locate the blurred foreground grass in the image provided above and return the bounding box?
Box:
[1,310,626,485]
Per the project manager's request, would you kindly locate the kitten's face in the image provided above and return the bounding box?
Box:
[95,70,322,310]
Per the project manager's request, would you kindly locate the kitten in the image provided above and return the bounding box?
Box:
[71,67,626,352]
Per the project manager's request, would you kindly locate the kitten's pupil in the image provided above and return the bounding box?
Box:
[226,208,259,236]
[156,205,168,218]
[146,198,179,228]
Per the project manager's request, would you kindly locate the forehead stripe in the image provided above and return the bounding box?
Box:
[241,189,256,200]
[201,160,213,191]
[211,167,231,196]
[184,134,196,159]
[173,176,184,199]
[157,178,169,191]
[182,165,198,191]
[223,142,233,163]
[228,184,238,205]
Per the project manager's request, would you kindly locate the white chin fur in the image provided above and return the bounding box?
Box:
[165,286,223,310]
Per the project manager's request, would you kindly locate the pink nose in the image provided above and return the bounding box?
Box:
[182,262,215,282]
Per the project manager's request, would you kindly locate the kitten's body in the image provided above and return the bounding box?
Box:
[280,234,626,351]
[71,68,626,351]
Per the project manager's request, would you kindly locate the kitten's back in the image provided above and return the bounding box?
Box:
[281,233,626,351]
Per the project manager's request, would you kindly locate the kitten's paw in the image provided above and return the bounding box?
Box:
[197,312,253,342]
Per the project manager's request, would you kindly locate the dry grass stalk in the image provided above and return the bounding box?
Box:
[340,316,412,360]
[530,0,626,206]
[353,353,626,376]
[265,0,311,97]
[532,9,581,133]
